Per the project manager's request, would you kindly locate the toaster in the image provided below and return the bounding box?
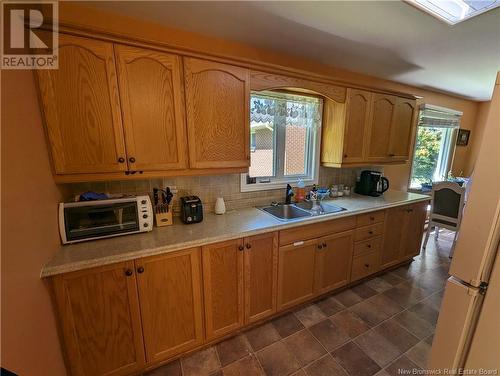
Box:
[180,196,203,224]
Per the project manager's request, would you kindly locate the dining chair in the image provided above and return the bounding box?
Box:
[422,181,466,257]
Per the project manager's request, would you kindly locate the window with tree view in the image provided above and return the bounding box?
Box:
[409,105,461,190]
[241,91,322,191]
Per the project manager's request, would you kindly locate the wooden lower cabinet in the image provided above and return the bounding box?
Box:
[381,205,407,269]
[202,239,245,340]
[244,232,278,323]
[135,248,204,363]
[202,233,278,337]
[400,201,428,260]
[277,239,317,310]
[314,231,354,294]
[51,262,145,376]
[381,201,429,268]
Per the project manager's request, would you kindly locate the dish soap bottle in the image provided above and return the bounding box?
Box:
[296,179,306,202]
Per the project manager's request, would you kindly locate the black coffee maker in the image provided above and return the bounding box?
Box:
[355,170,389,197]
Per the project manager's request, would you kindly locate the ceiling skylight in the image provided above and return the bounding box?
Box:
[407,0,500,24]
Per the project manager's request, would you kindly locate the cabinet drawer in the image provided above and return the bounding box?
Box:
[351,251,380,281]
[356,211,385,227]
[354,223,384,242]
[353,236,382,257]
[279,216,356,246]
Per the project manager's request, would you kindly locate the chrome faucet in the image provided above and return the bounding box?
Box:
[285,184,294,204]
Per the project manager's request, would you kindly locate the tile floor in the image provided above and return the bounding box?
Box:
[145,229,454,376]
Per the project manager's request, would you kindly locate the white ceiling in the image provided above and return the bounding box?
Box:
[88,1,500,101]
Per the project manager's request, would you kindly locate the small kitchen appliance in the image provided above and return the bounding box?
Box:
[180,196,203,224]
[59,195,153,244]
[355,170,389,197]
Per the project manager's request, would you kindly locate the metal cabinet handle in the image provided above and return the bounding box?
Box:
[118,157,125,163]
[125,269,133,276]
[367,244,372,248]
[364,263,370,268]
[388,153,395,157]
[370,216,375,221]
[238,245,244,251]
[129,157,136,163]
[318,244,323,250]
[368,230,373,235]
[137,266,144,274]
[322,242,327,248]
[246,243,251,249]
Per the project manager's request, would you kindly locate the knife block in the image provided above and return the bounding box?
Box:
[154,205,173,227]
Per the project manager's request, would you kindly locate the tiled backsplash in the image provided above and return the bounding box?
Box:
[64,167,373,214]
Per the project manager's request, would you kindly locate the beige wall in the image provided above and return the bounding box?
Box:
[1,71,67,375]
[0,4,489,375]
[464,101,491,175]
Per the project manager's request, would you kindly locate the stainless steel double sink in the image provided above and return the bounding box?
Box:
[259,201,346,221]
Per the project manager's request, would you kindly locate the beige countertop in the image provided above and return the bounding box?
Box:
[41,190,430,277]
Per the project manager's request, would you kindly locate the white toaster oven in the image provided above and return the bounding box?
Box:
[59,195,153,244]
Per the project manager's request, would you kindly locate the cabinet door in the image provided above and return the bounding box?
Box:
[184,58,250,169]
[343,90,372,163]
[202,239,244,340]
[36,34,127,174]
[277,239,317,310]
[388,98,416,160]
[400,201,428,260]
[314,231,354,294]
[381,206,406,269]
[244,232,278,324]
[135,248,204,363]
[367,94,396,160]
[51,262,145,376]
[115,45,188,171]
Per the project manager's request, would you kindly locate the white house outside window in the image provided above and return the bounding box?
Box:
[409,104,462,190]
[241,91,322,192]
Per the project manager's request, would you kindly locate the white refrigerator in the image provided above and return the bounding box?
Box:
[428,72,500,371]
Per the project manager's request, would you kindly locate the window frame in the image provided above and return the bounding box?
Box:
[241,91,323,193]
[408,105,461,191]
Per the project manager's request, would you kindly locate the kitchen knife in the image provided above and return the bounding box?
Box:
[165,187,173,212]
[153,188,159,213]
[161,190,167,213]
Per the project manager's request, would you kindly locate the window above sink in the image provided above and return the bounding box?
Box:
[241,91,323,192]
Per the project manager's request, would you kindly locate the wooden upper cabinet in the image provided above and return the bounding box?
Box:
[381,206,406,269]
[343,90,372,163]
[36,34,127,174]
[135,248,204,364]
[244,232,278,324]
[399,201,428,260]
[114,45,188,171]
[388,97,417,160]
[367,94,397,161]
[314,231,354,294]
[321,88,415,167]
[184,58,250,169]
[202,239,244,340]
[277,239,317,310]
[51,262,145,376]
